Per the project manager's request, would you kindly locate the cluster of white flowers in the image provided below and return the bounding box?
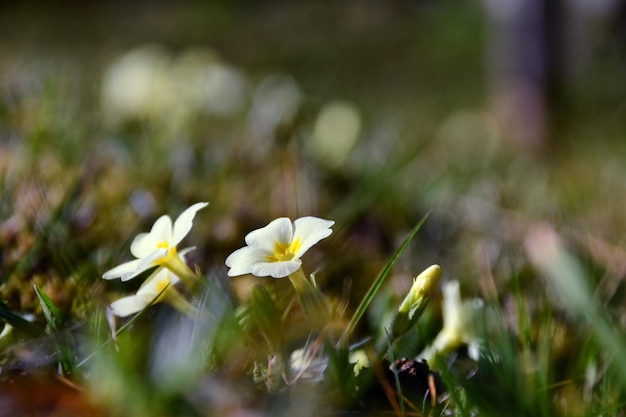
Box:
[103,202,208,316]
[104,202,334,318]
[103,202,480,371]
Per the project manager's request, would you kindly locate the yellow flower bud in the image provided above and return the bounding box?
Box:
[392,264,442,338]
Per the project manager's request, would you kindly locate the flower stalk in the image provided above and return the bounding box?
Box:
[288,267,330,328]
[154,247,197,289]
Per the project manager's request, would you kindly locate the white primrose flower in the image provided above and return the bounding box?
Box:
[225,216,334,279]
[109,264,194,317]
[103,202,208,282]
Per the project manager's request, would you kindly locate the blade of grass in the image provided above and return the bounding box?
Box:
[76,283,171,368]
[385,328,406,416]
[34,284,64,333]
[33,285,80,375]
[0,300,44,337]
[340,213,429,346]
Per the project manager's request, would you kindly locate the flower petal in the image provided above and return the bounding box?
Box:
[171,202,209,247]
[130,215,172,257]
[245,217,293,252]
[442,281,461,331]
[102,259,143,280]
[225,246,270,277]
[138,267,173,294]
[250,259,301,278]
[292,216,334,257]
[110,294,154,317]
[121,248,167,281]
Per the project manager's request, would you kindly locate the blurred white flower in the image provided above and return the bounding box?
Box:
[102,45,249,126]
[420,280,484,363]
[172,48,249,117]
[199,64,249,116]
[103,202,208,282]
[308,100,362,169]
[101,44,174,121]
[225,216,334,279]
[248,74,302,136]
[349,349,370,376]
[290,346,328,383]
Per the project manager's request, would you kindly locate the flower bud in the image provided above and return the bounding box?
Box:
[391,264,442,338]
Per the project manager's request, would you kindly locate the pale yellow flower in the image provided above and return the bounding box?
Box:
[225,216,334,279]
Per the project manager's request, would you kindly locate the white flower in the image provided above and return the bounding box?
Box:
[420,280,484,363]
[225,216,334,279]
[110,267,179,317]
[289,346,327,383]
[110,249,197,317]
[103,202,208,281]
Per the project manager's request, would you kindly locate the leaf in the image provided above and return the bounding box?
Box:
[250,284,283,353]
[34,285,64,334]
[0,300,43,337]
[340,213,430,345]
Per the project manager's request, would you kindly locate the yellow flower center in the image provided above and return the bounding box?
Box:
[153,245,177,267]
[266,238,302,262]
[153,277,171,302]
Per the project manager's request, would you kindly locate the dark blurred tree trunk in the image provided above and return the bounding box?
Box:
[485,0,624,154]
[484,0,563,153]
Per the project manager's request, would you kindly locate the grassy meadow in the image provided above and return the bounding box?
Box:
[1,2,626,416]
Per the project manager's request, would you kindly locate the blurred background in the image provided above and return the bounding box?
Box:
[1,1,626,414]
[2,0,626,331]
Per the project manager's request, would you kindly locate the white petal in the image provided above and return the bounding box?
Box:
[171,202,209,247]
[130,214,172,257]
[250,259,301,278]
[110,294,154,317]
[120,248,166,281]
[442,281,461,330]
[244,217,293,251]
[292,216,334,257]
[102,259,143,280]
[151,214,174,242]
[178,246,195,259]
[225,246,269,276]
[467,342,481,361]
[129,232,154,258]
[138,267,173,295]
[132,215,173,257]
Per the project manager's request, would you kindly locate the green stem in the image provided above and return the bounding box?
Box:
[160,251,197,290]
[288,267,330,328]
[163,286,198,317]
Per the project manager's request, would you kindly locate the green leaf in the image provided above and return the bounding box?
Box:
[250,284,283,353]
[34,284,64,334]
[340,213,430,345]
[324,339,355,399]
[0,300,43,337]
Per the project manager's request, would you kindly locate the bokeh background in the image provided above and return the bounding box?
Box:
[2,1,626,415]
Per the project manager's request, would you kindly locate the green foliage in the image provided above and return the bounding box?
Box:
[0,300,43,338]
[341,213,430,346]
[34,284,63,333]
[250,284,283,354]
